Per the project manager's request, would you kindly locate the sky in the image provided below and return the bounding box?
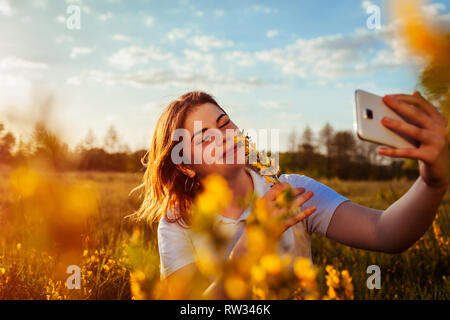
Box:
[0,0,449,152]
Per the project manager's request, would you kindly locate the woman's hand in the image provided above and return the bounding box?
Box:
[379,91,449,190]
[261,182,317,239]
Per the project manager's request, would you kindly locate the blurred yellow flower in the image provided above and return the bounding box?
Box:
[294,257,316,282]
[224,275,248,299]
[251,265,266,283]
[260,253,282,275]
[195,174,232,216]
[246,225,267,255]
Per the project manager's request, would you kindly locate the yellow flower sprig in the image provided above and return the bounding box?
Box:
[234,129,280,184]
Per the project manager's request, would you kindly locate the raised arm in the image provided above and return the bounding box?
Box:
[326,91,449,253]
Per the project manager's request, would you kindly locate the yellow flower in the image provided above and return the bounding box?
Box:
[294,257,316,282]
[0,267,5,274]
[195,174,232,216]
[247,225,267,255]
[260,253,281,275]
[224,275,248,299]
[16,243,21,251]
[251,265,266,282]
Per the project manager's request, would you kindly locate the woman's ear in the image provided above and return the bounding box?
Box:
[176,164,196,178]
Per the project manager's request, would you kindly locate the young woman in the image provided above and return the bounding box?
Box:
[132,91,448,298]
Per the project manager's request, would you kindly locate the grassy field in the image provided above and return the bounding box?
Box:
[0,169,448,299]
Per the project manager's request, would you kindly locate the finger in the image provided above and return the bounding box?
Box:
[385,93,444,122]
[381,116,432,144]
[382,95,433,129]
[264,182,291,201]
[283,206,317,230]
[290,190,314,211]
[291,187,306,198]
[378,147,423,160]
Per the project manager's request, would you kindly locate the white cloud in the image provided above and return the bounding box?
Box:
[108,46,174,69]
[32,0,47,9]
[246,5,277,14]
[111,34,133,42]
[98,12,113,21]
[189,35,234,51]
[421,2,446,16]
[195,11,204,17]
[168,28,191,41]
[54,35,74,44]
[56,15,66,24]
[143,16,154,26]
[259,100,290,109]
[223,51,255,67]
[266,29,279,38]
[66,76,81,85]
[70,47,93,59]
[361,0,374,10]
[253,26,419,79]
[213,9,224,17]
[0,55,48,70]
[0,0,13,16]
[77,68,269,92]
[71,45,275,92]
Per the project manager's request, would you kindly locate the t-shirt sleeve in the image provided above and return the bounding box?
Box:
[157,217,197,279]
[279,174,350,236]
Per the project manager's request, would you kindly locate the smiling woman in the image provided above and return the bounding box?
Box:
[130,89,449,299]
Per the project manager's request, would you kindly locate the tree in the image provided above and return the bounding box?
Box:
[300,125,315,153]
[83,128,97,150]
[0,122,16,163]
[288,128,298,152]
[104,124,120,153]
[319,123,334,178]
[30,121,69,169]
[333,131,355,160]
[319,123,334,157]
[75,128,97,153]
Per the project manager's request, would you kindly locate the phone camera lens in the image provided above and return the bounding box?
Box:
[365,109,373,119]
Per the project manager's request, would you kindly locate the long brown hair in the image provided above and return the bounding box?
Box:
[129,91,226,227]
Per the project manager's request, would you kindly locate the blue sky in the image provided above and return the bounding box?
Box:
[0,0,449,151]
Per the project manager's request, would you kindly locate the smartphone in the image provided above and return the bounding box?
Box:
[354,89,420,149]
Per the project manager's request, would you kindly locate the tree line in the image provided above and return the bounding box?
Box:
[281,123,419,180]
[0,120,419,180]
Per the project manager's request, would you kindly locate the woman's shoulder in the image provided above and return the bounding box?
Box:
[278,173,312,185]
[157,212,189,236]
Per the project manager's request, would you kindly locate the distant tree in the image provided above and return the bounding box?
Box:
[333,131,355,160]
[0,122,16,163]
[104,124,120,153]
[31,121,69,169]
[300,125,315,153]
[319,123,334,178]
[319,123,334,157]
[288,128,298,152]
[83,128,97,150]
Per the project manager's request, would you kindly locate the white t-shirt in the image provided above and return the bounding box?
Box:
[157,168,350,279]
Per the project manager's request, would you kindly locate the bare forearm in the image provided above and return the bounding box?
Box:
[375,176,448,253]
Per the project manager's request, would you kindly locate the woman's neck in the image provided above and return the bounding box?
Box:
[220,167,254,220]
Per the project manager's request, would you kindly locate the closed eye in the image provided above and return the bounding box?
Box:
[218,119,230,128]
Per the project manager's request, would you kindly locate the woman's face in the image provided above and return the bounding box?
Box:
[180,102,245,179]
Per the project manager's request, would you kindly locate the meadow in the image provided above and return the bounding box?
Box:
[0,168,448,299]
